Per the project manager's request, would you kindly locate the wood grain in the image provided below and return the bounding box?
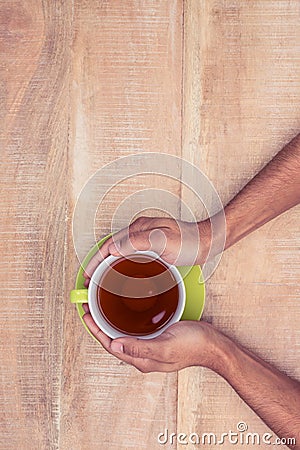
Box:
[0,1,72,449]
[61,2,183,450]
[1,1,299,449]
[179,1,300,448]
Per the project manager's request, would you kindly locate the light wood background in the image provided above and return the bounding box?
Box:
[1,1,299,449]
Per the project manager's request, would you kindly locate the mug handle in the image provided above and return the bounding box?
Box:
[70,289,88,304]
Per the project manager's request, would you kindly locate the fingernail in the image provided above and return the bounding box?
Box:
[111,341,124,353]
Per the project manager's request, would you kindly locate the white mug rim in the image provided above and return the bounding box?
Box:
[88,250,186,339]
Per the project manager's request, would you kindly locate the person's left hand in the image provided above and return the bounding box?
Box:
[82,304,224,373]
[83,216,212,287]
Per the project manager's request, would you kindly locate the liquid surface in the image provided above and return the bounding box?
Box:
[98,255,179,335]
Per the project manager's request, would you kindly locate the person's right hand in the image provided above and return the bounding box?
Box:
[82,302,227,373]
[83,216,212,285]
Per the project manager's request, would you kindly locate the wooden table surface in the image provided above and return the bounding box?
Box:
[1,1,299,449]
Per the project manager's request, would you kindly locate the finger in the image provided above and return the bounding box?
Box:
[82,314,142,365]
[83,218,165,278]
[83,226,133,279]
[83,236,114,278]
[83,313,176,371]
[107,217,157,253]
[105,223,153,257]
[108,230,152,257]
[82,313,112,351]
[130,216,171,233]
[83,278,90,288]
[82,303,89,313]
[128,216,153,232]
[112,228,169,261]
[106,349,176,373]
[110,334,173,362]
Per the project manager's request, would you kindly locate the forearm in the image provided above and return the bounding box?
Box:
[221,133,300,249]
[210,334,300,448]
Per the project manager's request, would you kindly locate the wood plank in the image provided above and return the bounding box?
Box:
[0,1,72,449]
[179,1,300,448]
[2,1,299,448]
[61,2,183,449]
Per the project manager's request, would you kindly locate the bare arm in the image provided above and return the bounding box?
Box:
[223,133,300,249]
[84,133,300,277]
[216,334,300,448]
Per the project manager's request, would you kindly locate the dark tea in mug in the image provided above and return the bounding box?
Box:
[97,254,179,336]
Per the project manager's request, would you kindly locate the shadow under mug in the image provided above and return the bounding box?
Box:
[70,251,186,339]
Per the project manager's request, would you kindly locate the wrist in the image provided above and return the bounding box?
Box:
[197,212,227,264]
[197,323,240,376]
[223,204,250,250]
[196,219,212,264]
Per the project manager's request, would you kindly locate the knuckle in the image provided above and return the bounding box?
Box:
[129,345,141,358]
[117,236,127,248]
[158,217,172,227]
[132,216,152,231]
[128,230,137,240]
[127,233,139,250]
[133,216,147,226]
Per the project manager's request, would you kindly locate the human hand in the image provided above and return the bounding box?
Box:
[83,217,212,286]
[82,304,225,373]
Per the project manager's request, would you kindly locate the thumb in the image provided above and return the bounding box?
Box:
[108,230,152,256]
